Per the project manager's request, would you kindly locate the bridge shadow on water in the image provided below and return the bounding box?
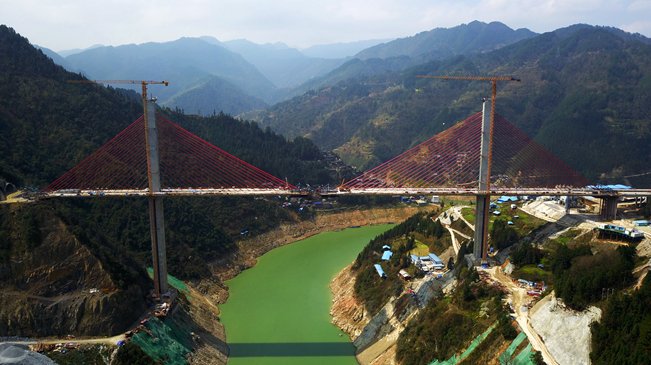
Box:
[228,342,356,357]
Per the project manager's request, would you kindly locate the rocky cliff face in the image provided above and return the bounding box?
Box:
[0,205,148,337]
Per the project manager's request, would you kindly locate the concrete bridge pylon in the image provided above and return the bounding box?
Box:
[145,98,168,298]
[473,100,491,262]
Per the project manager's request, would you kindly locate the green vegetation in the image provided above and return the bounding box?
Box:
[461,207,476,224]
[114,342,159,365]
[591,274,651,364]
[489,210,546,251]
[642,200,651,219]
[161,75,267,116]
[352,211,447,314]
[490,218,519,250]
[450,216,473,236]
[48,195,299,283]
[510,243,545,267]
[551,244,635,309]
[396,261,509,365]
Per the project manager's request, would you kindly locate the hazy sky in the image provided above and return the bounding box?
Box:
[2,0,650,51]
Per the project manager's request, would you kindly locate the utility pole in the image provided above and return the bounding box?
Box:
[416,75,520,262]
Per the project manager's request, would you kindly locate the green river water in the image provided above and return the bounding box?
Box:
[218,224,393,365]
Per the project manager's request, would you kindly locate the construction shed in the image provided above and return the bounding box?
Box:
[398,269,411,280]
[428,253,443,266]
[381,251,393,261]
[633,220,649,227]
[374,264,387,278]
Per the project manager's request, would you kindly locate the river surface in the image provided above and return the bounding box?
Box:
[219,224,393,365]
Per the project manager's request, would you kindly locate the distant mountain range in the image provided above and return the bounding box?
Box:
[300,39,393,59]
[210,37,349,89]
[246,25,651,186]
[355,21,536,60]
[36,21,536,117]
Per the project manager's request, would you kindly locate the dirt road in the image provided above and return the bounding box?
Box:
[446,227,460,254]
[484,267,559,365]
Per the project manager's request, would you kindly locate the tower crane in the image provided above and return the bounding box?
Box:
[66,80,168,100]
[66,80,169,139]
[416,75,520,262]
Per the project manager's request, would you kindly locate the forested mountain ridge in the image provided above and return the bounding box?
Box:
[249,25,651,186]
[355,21,537,61]
[61,37,277,116]
[160,75,268,116]
[252,21,537,103]
[0,24,333,188]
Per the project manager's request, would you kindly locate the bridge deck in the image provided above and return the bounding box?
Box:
[39,188,650,199]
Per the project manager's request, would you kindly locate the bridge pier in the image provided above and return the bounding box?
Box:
[599,196,618,221]
[474,194,489,260]
[150,196,168,296]
[145,99,168,297]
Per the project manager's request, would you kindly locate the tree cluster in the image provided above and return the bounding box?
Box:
[551,244,635,309]
[591,274,651,364]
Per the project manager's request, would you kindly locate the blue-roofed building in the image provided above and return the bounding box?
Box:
[374,264,387,278]
[420,256,430,261]
[382,251,393,261]
[497,196,518,203]
[428,253,445,270]
[633,220,648,227]
[410,255,420,264]
[508,221,514,225]
[382,245,391,251]
[428,253,443,266]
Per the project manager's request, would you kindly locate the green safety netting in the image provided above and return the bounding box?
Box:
[511,343,535,365]
[428,323,497,365]
[130,315,194,365]
[146,267,193,298]
[499,331,528,365]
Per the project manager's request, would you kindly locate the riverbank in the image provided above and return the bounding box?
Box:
[218,225,394,364]
[185,205,429,363]
[197,205,429,307]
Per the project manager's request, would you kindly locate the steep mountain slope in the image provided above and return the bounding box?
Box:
[211,38,348,90]
[355,21,536,61]
[300,39,393,59]
[33,45,73,71]
[63,37,277,113]
[161,75,268,116]
[251,25,651,186]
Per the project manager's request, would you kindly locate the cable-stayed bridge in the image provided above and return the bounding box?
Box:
[38,99,649,296]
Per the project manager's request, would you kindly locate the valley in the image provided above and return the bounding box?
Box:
[1,16,651,365]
